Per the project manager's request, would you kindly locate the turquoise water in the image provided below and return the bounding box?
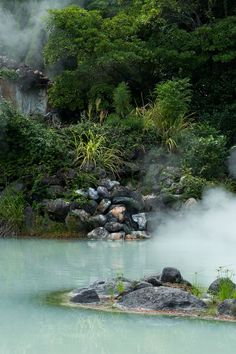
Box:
[0,238,236,354]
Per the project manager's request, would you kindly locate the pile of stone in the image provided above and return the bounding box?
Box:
[69,268,236,319]
[45,179,159,240]
[70,267,207,312]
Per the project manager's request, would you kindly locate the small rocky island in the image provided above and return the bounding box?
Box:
[57,268,236,321]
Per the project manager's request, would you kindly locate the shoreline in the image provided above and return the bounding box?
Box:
[47,291,236,324]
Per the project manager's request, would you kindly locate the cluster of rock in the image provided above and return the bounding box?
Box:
[0,55,50,90]
[70,267,207,312]
[69,268,236,319]
[44,179,158,240]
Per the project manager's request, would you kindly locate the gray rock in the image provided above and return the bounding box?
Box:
[65,209,91,231]
[143,194,160,211]
[105,222,124,232]
[112,197,142,213]
[208,278,236,295]
[133,281,153,291]
[160,267,183,284]
[88,188,99,200]
[83,200,98,215]
[88,214,107,228]
[119,286,207,311]
[45,199,70,221]
[184,198,198,209]
[125,231,150,240]
[218,299,236,317]
[97,199,111,214]
[99,179,120,191]
[71,289,100,304]
[132,213,147,230]
[90,277,133,296]
[143,275,162,287]
[87,227,110,239]
[111,186,144,211]
[107,232,125,240]
[97,186,110,199]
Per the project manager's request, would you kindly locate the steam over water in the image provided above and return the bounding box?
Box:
[153,188,236,283]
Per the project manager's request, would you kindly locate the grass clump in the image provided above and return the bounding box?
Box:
[0,186,25,233]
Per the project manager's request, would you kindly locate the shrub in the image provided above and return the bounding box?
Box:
[178,170,215,199]
[70,127,123,175]
[142,79,193,151]
[182,124,227,179]
[113,82,132,119]
[0,101,67,183]
[0,187,25,233]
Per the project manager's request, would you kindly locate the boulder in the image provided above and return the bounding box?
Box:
[105,222,124,232]
[107,232,125,240]
[97,186,110,199]
[132,213,147,230]
[97,199,111,214]
[99,179,120,191]
[118,286,207,311]
[143,275,162,287]
[160,267,183,284]
[111,186,144,211]
[112,197,143,213]
[65,209,91,231]
[208,278,236,295]
[143,194,161,212]
[108,205,126,222]
[218,299,236,317]
[71,289,100,304]
[89,277,133,296]
[88,215,107,229]
[82,200,98,215]
[125,231,150,240]
[184,198,198,209]
[88,188,99,200]
[133,281,153,291]
[87,227,110,239]
[45,199,70,221]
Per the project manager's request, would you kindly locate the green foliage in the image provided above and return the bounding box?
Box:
[113,82,132,118]
[0,187,25,232]
[217,279,236,301]
[0,68,19,80]
[0,101,67,183]
[142,79,192,151]
[179,170,215,199]
[182,124,227,179]
[70,127,123,175]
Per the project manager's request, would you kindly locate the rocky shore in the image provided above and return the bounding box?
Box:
[61,268,236,321]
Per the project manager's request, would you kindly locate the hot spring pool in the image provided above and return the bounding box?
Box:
[0,238,235,354]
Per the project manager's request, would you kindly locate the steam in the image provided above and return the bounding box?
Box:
[0,0,84,68]
[153,188,236,285]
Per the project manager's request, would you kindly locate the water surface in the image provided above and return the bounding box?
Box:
[0,239,235,354]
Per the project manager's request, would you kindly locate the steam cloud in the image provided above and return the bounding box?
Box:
[0,0,84,68]
[153,188,236,285]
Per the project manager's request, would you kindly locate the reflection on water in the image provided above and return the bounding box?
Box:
[0,239,235,354]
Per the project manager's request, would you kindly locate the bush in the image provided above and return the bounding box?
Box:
[0,101,67,183]
[182,124,227,179]
[178,171,215,199]
[0,187,25,233]
[69,127,123,175]
[113,82,132,119]
[142,79,193,151]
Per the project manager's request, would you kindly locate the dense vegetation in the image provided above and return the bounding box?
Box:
[0,0,235,235]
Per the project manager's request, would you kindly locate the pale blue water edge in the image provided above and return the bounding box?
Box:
[0,239,235,354]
